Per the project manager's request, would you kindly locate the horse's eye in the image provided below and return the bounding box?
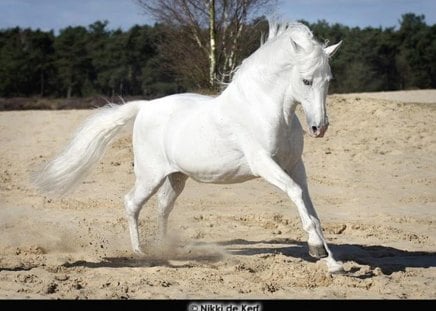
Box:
[303,79,313,86]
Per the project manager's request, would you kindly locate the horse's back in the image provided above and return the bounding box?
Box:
[134,93,213,131]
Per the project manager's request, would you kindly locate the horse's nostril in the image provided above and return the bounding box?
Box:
[311,126,318,132]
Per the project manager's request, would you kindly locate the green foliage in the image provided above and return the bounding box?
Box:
[305,14,436,93]
[0,13,435,99]
[0,22,178,98]
[0,28,55,96]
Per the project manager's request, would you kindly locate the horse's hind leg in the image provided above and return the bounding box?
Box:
[124,176,165,255]
[156,173,188,244]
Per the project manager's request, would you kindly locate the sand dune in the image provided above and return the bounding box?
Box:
[0,90,435,299]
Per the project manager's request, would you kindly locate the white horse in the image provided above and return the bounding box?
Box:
[35,21,343,273]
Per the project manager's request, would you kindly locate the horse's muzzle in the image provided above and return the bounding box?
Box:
[309,123,328,138]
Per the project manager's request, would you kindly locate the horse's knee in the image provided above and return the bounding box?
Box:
[286,187,304,207]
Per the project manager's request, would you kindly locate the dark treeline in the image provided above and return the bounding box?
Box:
[0,13,435,99]
[0,21,179,98]
[312,13,436,93]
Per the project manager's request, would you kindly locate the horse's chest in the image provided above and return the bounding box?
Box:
[270,121,304,169]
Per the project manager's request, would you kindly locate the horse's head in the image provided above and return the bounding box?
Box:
[285,27,342,138]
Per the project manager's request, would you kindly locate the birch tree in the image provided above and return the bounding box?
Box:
[134,0,275,88]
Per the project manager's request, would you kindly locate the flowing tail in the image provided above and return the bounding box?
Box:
[34,100,145,195]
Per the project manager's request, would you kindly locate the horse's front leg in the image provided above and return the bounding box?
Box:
[287,160,343,270]
[287,159,327,257]
[251,152,343,273]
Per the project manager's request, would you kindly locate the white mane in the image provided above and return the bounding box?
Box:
[230,21,329,86]
[266,21,313,43]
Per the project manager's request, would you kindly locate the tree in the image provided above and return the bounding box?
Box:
[397,13,434,89]
[54,26,93,97]
[29,30,56,96]
[0,28,55,96]
[134,0,276,89]
[1,13,435,100]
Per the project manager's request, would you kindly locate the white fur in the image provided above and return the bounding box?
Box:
[34,102,143,194]
[35,21,343,273]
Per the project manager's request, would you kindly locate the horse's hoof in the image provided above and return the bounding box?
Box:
[329,266,345,275]
[308,244,328,258]
[325,259,345,274]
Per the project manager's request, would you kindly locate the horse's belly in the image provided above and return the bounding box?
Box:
[168,129,253,183]
[172,145,255,183]
[190,169,256,184]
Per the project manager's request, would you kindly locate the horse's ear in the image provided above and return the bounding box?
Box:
[290,38,304,54]
[324,41,342,57]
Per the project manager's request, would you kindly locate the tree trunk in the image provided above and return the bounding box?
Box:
[40,70,45,97]
[208,0,217,88]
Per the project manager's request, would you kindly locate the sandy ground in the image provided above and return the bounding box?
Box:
[0,90,435,299]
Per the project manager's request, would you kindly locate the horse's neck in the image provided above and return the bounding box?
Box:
[222,65,296,126]
[230,39,294,113]
[216,37,300,144]
[217,73,298,156]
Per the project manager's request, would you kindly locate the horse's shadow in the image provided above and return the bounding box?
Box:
[220,238,436,275]
[62,238,436,275]
[62,244,225,269]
